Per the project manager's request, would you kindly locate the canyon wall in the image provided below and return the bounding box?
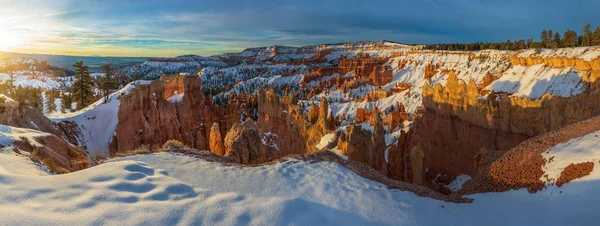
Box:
[109,74,231,155]
[390,68,600,186]
[257,89,311,160]
[338,113,388,176]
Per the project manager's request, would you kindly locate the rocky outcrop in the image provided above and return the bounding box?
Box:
[556,162,594,187]
[460,116,600,194]
[338,111,388,176]
[13,134,88,174]
[0,98,77,144]
[257,89,310,160]
[393,69,600,188]
[224,119,265,164]
[338,55,393,86]
[0,98,87,173]
[109,74,230,155]
[209,123,225,155]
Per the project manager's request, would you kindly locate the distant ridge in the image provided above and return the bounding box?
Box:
[0,51,147,70]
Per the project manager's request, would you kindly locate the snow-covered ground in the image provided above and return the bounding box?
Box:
[0,73,69,90]
[48,81,151,158]
[445,174,472,192]
[0,125,50,147]
[0,151,599,225]
[542,130,600,183]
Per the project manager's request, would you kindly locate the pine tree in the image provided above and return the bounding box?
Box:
[72,61,94,109]
[541,30,549,47]
[562,29,578,47]
[553,32,562,48]
[526,38,534,49]
[13,86,42,111]
[44,93,56,114]
[594,26,600,46]
[582,24,593,46]
[60,92,72,113]
[99,63,117,103]
[7,74,14,95]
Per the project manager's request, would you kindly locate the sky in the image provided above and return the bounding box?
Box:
[0,0,598,57]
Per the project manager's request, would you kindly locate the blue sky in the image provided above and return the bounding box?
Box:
[0,0,599,57]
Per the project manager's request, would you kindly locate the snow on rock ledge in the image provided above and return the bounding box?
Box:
[541,130,600,184]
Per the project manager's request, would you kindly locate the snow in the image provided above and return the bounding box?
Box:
[166,93,184,104]
[0,124,50,147]
[0,73,67,90]
[48,81,146,158]
[541,130,600,183]
[518,46,600,61]
[261,132,279,152]
[1,152,600,225]
[486,65,585,99]
[315,132,336,150]
[445,174,472,192]
[0,148,51,176]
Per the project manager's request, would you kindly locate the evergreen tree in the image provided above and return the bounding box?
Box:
[98,63,117,103]
[60,92,72,113]
[593,26,600,46]
[541,30,549,47]
[562,29,578,47]
[582,24,593,46]
[44,93,56,114]
[13,86,42,111]
[547,30,554,47]
[72,61,94,109]
[553,32,562,48]
[7,74,14,95]
[526,38,534,49]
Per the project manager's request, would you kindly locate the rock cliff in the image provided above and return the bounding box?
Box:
[109,74,230,155]
[224,119,266,164]
[391,67,600,187]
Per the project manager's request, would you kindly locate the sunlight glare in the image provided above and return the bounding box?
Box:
[0,27,22,51]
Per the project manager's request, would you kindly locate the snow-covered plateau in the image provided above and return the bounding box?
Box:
[0,145,599,225]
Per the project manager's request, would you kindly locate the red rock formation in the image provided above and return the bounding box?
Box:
[224,119,265,164]
[0,97,87,173]
[556,162,594,187]
[424,64,436,81]
[13,135,88,174]
[390,82,412,94]
[339,110,388,176]
[338,55,392,86]
[461,116,600,194]
[257,89,310,159]
[109,74,230,155]
[209,123,226,155]
[363,88,389,102]
[393,68,600,188]
[308,103,319,124]
[0,98,77,144]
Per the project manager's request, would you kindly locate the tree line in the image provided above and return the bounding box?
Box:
[424,24,600,51]
[0,61,119,114]
[60,61,119,111]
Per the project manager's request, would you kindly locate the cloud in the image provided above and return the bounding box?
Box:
[1,0,599,56]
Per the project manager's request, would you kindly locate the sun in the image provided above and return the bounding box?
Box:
[0,27,22,52]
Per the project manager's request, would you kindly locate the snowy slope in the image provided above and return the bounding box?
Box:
[1,151,599,225]
[0,73,68,90]
[48,81,151,158]
[0,148,51,176]
[541,130,600,183]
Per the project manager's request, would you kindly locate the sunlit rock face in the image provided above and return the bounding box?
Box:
[224,119,265,165]
[109,74,229,155]
[392,65,600,187]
